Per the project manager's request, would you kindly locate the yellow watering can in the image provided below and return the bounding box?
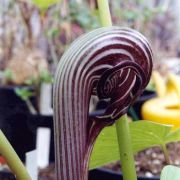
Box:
[142,71,180,128]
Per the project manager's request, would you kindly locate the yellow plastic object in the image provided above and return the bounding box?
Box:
[152,71,166,97]
[168,73,180,107]
[142,72,180,129]
[142,94,180,128]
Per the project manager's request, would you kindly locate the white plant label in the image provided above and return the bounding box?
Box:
[40,83,53,115]
[26,150,38,180]
[36,127,51,169]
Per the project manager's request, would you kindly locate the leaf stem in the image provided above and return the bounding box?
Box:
[161,144,171,165]
[26,99,37,115]
[97,0,137,179]
[0,130,31,180]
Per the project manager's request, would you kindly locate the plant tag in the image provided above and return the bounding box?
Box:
[36,127,51,168]
[26,150,38,180]
[40,83,53,115]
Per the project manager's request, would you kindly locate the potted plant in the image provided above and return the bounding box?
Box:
[0,49,53,160]
[0,0,57,162]
[1,1,179,179]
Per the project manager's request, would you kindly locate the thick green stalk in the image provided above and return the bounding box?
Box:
[0,130,31,180]
[116,115,137,180]
[97,0,137,179]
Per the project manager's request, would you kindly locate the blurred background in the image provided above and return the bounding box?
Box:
[0,0,180,77]
[0,0,180,179]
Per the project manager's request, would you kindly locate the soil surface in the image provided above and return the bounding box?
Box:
[104,142,180,178]
[38,142,180,179]
[39,164,55,180]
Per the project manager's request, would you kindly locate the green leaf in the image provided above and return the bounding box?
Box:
[164,128,180,143]
[89,125,119,169]
[146,79,156,91]
[31,0,60,11]
[3,69,13,80]
[131,121,172,153]
[40,70,53,83]
[25,77,37,85]
[123,10,139,21]
[47,28,60,38]
[69,1,100,30]
[160,165,180,180]
[15,88,33,101]
[90,121,180,170]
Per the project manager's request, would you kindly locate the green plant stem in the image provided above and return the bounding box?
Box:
[26,99,37,115]
[97,0,112,27]
[116,115,137,180]
[0,130,31,180]
[97,0,137,179]
[162,144,171,165]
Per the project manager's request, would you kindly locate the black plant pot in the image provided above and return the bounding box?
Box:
[0,86,29,139]
[0,86,36,161]
[26,114,54,162]
[89,168,160,180]
[7,112,35,162]
[130,90,156,119]
[0,171,15,180]
[5,114,54,163]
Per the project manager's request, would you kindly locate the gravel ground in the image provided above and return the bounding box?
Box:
[39,142,180,179]
[104,142,180,178]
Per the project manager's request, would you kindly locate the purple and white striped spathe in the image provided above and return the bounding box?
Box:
[53,27,153,180]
